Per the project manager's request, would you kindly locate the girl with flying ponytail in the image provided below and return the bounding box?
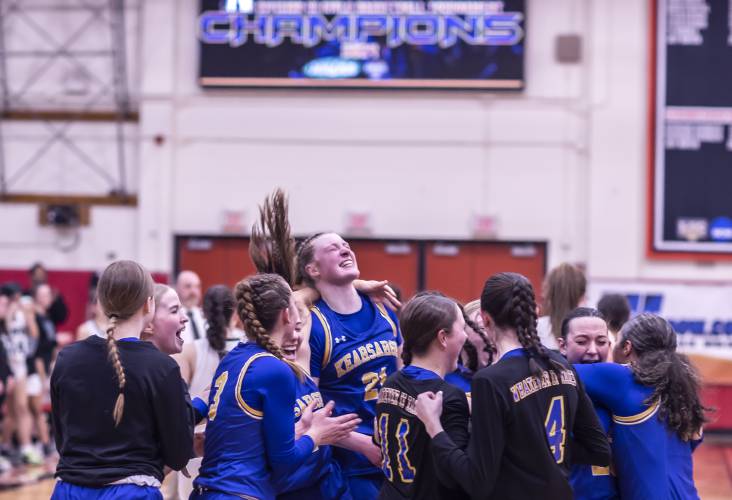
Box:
[415,272,610,500]
[50,260,195,500]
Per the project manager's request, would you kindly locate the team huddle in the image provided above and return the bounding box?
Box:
[49,191,705,500]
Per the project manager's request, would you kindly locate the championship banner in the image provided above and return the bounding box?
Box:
[198,0,525,89]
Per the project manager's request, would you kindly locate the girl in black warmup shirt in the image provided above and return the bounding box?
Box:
[51,260,195,500]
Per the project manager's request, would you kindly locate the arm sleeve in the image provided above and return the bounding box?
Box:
[573,363,628,413]
[308,314,325,378]
[430,376,506,498]
[434,389,471,490]
[255,357,315,475]
[191,397,208,424]
[152,366,195,470]
[570,372,612,466]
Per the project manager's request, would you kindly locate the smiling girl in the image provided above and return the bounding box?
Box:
[297,232,402,499]
[192,273,360,500]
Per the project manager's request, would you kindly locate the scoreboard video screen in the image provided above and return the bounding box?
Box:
[198,0,525,89]
[651,0,732,254]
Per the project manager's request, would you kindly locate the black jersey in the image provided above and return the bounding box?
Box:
[375,366,470,500]
[430,348,610,500]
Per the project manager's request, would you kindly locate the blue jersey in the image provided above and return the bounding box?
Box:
[574,363,700,500]
[195,343,315,499]
[309,293,401,476]
[274,376,348,499]
[569,404,619,500]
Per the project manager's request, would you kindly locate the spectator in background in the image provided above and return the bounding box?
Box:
[77,271,107,340]
[0,291,13,473]
[537,263,587,350]
[597,294,631,349]
[0,282,41,465]
[175,271,206,344]
[76,298,107,340]
[28,283,56,458]
[28,263,68,328]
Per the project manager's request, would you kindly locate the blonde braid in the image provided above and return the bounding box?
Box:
[106,315,126,426]
[235,275,305,381]
[240,286,286,359]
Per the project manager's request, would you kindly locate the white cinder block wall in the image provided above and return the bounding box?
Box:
[1,0,728,283]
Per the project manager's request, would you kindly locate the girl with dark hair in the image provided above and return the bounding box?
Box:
[375,292,470,499]
[415,272,610,500]
[574,313,706,499]
[192,273,361,500]
[50,260,195,499]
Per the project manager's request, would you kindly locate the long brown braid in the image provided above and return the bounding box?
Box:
[234,273,305,380]
[482,272,564,377]
[96,260,154,427]
[105,315,126,425]
[249,189,297,287]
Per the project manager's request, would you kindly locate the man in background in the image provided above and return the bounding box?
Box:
[175,271,206,344]
[28,263,68,328]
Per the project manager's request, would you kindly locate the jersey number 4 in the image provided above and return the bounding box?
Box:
[544,396,566,463]
[377,414,416,483]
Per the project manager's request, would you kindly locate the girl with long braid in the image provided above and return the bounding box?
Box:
[415,272,610,500]
[50,260,195,499]
[192,273,360,500]
[574,313,706,499]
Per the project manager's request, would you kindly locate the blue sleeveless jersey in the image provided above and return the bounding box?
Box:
[575,363,700,500]
[309,293,401,476]
[569,405,619,500]
[195,343,315,499]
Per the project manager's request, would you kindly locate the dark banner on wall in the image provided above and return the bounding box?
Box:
[198,0,525,89]
[651,0,732,255]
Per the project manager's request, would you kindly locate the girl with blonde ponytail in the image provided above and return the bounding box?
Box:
[51,260,195,500]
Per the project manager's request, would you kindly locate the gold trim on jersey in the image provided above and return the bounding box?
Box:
[612,400,660,426]
[234,352,276,420]
[311,306,333,370]
[375,303,398,338]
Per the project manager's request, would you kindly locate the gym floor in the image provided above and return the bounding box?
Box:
[0,441,730,499]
